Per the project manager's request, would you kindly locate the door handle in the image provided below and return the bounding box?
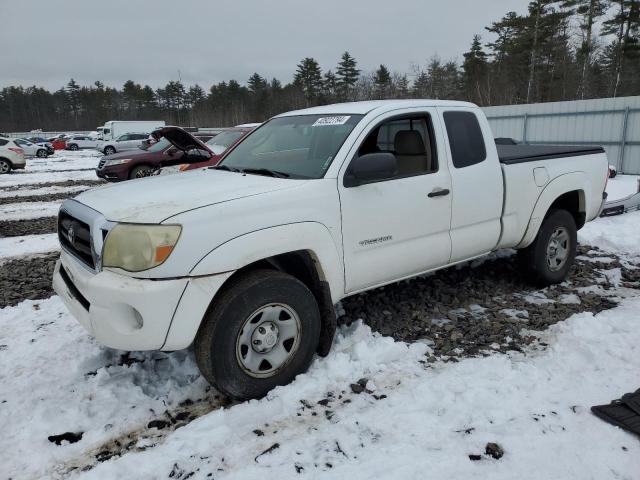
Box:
[428,188,450,198]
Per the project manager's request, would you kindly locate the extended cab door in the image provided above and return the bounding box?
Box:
[438,108,503,263]
[339,110,453,294]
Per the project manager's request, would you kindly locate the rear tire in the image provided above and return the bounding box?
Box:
[519,209,577,286]
[104,146,116,155]
[194,269,321,400]
[129,165,153,179]
[0,159,11,174]
[69,144,79,151]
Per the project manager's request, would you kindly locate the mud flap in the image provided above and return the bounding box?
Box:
[591,389,640,437]
[316,281,336,357]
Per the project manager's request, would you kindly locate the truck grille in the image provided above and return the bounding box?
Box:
[58,211,95,269]
[97,159,107,170]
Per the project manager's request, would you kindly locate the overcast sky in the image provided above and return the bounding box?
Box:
[2,0,531,91]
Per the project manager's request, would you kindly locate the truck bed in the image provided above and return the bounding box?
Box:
[497,144,605,165]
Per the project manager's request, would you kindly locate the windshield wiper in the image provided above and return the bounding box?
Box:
[209,165,242,173]
[241,168,290,178]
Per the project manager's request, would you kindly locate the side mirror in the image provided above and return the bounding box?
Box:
[344,152,398,187]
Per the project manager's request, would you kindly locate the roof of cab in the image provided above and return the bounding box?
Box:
[276,99,478,117]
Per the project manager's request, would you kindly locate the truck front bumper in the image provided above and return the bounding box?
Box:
[53,250,232,351]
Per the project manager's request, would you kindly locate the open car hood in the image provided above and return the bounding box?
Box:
[152,126,213,155]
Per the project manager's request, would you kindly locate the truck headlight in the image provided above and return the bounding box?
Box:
[102,224,181,272]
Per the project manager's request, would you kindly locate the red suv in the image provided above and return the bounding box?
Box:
[96,126,256,181]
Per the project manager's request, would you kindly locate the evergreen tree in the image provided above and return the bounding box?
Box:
[373,64,392,99]
[336,51,360,101]
[462,35,490,105]
[293,57,323,105]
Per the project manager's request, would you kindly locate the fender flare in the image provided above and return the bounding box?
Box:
[189,221,345,303]
[517,172,588,249]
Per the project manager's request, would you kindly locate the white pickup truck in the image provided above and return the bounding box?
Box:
[53,100,609,400]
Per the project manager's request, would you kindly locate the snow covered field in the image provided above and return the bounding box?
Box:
[1,151,639,479]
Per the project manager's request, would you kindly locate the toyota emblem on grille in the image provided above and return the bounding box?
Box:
[67,225,76,246]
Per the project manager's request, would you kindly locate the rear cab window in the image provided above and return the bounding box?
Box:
[443,111,486,168]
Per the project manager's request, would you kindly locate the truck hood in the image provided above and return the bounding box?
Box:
[75,169,305,223]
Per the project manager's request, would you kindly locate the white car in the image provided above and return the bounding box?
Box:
[53,100,609,400]
[0,137,26,173]
[98,133,149,155]
[13,138,50,158]
[65,135,99,151]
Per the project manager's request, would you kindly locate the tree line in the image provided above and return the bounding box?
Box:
[1,0,638,132]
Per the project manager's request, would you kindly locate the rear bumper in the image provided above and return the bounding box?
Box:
[53,251,232,351]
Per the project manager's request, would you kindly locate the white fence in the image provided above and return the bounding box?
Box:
[483,96,640,175]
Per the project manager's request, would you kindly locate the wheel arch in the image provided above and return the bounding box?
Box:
[517,172,589,249]
[163,223,344,354]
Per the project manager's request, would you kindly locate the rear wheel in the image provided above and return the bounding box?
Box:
[104,146,116,155]
[129,165,153,179]
[0,159,11,174]
[36,149,47,158]
[194,269,321,400]
[69,144,79,151]
[519,209,577,286]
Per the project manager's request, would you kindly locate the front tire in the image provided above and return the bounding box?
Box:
[0,159,11,174]
[519,209,577,286]
[36,149,47,158]
[104,146,116,155]
[69,144,79,151]
[194,269,321,400]
[129,165,153,179]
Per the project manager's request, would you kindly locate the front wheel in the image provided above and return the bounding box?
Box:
[129,165,153,179]
[0,159,11,174]
[69,144,79,151]
[36,149,47,158]
[104,146,116,155]
[519,209,577,286]
[194,269,321,400]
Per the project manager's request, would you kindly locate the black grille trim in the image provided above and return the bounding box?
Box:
[58,211,95,270]
[59,265,90,311]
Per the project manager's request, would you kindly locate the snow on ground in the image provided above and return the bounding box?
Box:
[2,296,640,480]
[24,150,101,173]
[606,174,640,201]
[0,169,99,188]
[0,233,59,261]
[1,150,639,479]
[0,201,61,220]
[579,210,640,258]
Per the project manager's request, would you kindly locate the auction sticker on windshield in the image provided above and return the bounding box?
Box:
[313,116,351,126]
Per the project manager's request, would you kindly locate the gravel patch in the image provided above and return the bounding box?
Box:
[0,218,57,237]
[0,252,59,308]
[339,245,639,359]
[0,191,88,205]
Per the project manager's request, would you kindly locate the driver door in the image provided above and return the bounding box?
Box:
[339,110,453,293]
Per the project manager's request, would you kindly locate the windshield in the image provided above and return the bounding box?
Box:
[220,115,362,179]
[148,137,170,152]
[205,130,245,155]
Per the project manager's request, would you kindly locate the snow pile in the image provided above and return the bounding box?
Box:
[605,174,639,201]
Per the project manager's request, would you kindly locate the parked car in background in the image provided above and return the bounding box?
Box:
[13,138,51,157]
[22,137,55,156]
[0,137,26,173]
[97,132,149,155]
[96,137,200,181]
[65,134,99,151]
